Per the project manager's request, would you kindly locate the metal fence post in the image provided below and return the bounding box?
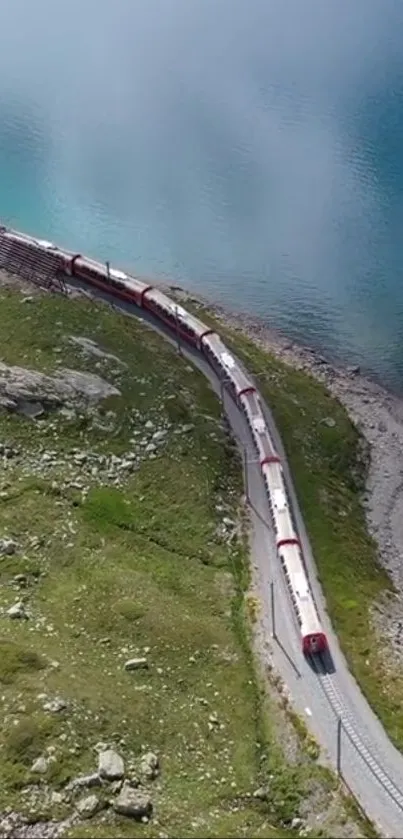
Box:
[337,717,342,776]
[243,446,249,504]
[270,580,276,639]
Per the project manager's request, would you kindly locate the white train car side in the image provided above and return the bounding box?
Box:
[201,333,256,400]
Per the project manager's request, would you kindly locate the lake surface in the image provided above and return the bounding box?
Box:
[1,0,403,389]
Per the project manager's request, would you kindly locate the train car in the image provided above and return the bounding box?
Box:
[69,255,151,307]
[141,287,214,348]
[201,333,256,401]
[279,556,327,654]
[4,228,58,251]
[264,472,326,654]
[262,470,296,547]
[240,390,281,467]
[0,229,69,288]
[1,229,53,252]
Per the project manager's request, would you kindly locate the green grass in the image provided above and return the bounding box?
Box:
[180,294,403,753]
[0,286,373,838]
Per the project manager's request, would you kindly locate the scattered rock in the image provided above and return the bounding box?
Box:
[0,538,17,556]
[98,749,124,780]
[320,416,336,428]
[124,657,148,671]
[31,756,49,774]
[139,752,159,780]
[113,782,152,820]
[110,779,124,794]
[6,601,28,620]
[253,786,269,801]
[67,773,102,791]
[13,573,28,586]
[76,794,103,819]
[291,816,304,829]
[43,697,68,713]
[0,811,76,839]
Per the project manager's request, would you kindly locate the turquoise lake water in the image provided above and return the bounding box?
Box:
[1,0,403,389]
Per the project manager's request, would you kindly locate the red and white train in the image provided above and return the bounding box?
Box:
[0,225,327,655]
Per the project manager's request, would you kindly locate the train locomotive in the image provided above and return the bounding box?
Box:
[0,226,327,656]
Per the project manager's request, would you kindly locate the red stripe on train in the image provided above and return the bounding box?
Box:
[276,537,301,549]
[200,329,215,341]
[238,386,256,397]
[261,455,281,466]
[140,285,153,304]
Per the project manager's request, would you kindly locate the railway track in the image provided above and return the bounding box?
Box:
[310,652,403,811]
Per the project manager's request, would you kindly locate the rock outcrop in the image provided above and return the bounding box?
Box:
[0,361,120,418]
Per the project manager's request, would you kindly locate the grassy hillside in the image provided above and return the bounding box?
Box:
[0,283,372,838]
[180,295,403,755]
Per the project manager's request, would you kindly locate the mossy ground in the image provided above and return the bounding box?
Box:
[181,294,403,755]
[0,285,373,838]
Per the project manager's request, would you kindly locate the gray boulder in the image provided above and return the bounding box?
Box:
[31,756,49,774]
[0,538,17,556]
[124,657,148,671]
[76,794,103,819]
[139,752,159,780]
[66,773,101,791]
[113,781,152,819]
[43,696,68,713]
[7,601,28,619]
[98,748,124,780]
